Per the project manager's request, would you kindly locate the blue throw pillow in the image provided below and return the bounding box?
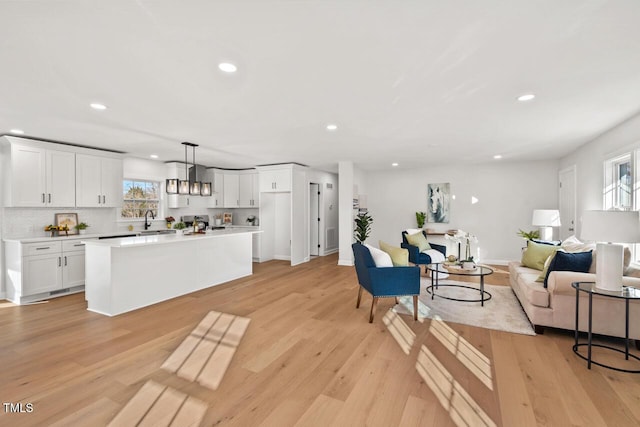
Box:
[544,250,592,288]
[531,238,561,246]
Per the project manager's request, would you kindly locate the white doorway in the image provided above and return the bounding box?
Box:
[310,183,320,256]
[559,166,577,240]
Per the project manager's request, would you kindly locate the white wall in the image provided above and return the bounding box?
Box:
[364,160,560,263]
[560,111,640,235]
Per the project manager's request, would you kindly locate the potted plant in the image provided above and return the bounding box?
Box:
[461,256,476,270]
[173,221,186,236]
[75,222,89,235]
[354,212,373,244]
[517,229,540,240]
[416,211,426,228]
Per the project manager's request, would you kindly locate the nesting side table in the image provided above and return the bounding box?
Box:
[572,281,640,373]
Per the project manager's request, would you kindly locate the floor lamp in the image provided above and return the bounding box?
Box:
[532,209,561,241]
[580,210,640,292]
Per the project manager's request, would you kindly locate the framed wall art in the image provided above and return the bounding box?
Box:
[55,213,79,235]
[427,183,450,223]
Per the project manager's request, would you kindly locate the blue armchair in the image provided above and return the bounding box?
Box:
[352,243,420,323]
[401,231,447,272]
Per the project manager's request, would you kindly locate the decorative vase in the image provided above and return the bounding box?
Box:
[79,229,86,235]
[462,261,476,270]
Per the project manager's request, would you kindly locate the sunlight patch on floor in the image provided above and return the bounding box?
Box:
[162,310,250,390]
[382,309,416,355]
[108,380,207,427]
[416,345,496,427]
[429,316,493,390]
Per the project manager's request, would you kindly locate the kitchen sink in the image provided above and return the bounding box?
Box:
[138,229,176,236]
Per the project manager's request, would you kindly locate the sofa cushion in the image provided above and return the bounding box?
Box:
[379,240,409,266]
[521,241,558,271]
[406,231,431,252]
[364,244,393,267]
[536,250,562,282]
[544,251,592,287]
[517,273,550,308]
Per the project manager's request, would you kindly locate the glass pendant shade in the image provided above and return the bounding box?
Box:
[166,178,178,194]
[178,180,190,194]
[201,182,212,196]
[190,180,201,195]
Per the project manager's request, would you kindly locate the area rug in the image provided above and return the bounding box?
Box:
[393,279,535,336]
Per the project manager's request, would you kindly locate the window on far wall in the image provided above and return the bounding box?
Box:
[604,153,633,211]
[121,179,161,219]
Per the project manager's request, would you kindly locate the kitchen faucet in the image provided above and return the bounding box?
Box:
[144,210,155,230]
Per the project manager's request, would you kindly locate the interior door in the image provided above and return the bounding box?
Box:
[310,183,320,256]
[559,166,577,240]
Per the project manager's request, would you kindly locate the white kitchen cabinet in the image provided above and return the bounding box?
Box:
[23,252,63,295]
[2,143,76,207]
[76,154,123,207]
[4,238,89,304]
[259,167,292,192]
[223,172,240,208]
[257,164,307,266]
[239,171,259,207]
[206,168,225,208]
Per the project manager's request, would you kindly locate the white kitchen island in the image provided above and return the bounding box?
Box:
[83,229,260,316]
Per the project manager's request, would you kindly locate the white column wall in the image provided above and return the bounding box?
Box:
[338,161,355,266]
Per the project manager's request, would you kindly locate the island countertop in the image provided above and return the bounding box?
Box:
[84,228,259,316]
[82,228,261,248]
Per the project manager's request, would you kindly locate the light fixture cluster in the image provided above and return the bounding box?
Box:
[166,142,211,197]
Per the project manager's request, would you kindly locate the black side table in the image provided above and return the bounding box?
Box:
[572,281,640,373]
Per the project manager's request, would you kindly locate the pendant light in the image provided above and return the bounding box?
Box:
[165,142,211,196]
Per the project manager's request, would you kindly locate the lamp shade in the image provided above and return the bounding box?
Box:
[580,210,640,243]
[532,209,561,227]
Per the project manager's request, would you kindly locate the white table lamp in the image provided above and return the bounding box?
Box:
[580,210,640,292]
[532,209,561,241]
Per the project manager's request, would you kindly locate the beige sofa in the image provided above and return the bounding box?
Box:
[509,261,640,339]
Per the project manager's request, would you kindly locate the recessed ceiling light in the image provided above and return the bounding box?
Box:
[150,154,159,159]
[493,154,502,159]
[90,103,107,110]
[392,162,399,167]
[517,94,535,102]
[218,62,237,73]
[326,124,338,131]
[10,129,24,135]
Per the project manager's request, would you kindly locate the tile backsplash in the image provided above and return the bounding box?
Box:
[1,207,118,238]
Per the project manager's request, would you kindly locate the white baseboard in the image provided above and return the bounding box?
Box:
[338,259,354,266]
[0,291,6,300]
[323,248,338,256]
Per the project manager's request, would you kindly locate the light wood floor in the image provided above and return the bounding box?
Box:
[1,255,640,426]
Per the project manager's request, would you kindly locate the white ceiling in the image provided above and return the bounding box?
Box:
[2,0,640,172]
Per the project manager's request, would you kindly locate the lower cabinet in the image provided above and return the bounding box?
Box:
[4,238,88,304]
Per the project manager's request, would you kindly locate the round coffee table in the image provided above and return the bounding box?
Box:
[425,263,494,306]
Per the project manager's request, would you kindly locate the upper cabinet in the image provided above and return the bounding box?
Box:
[223,172,240,208]
[76,154,123,207]
[1,136,123,208]
[3,144,76,207]
[239,171,259,207]
[259,167,292,192]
